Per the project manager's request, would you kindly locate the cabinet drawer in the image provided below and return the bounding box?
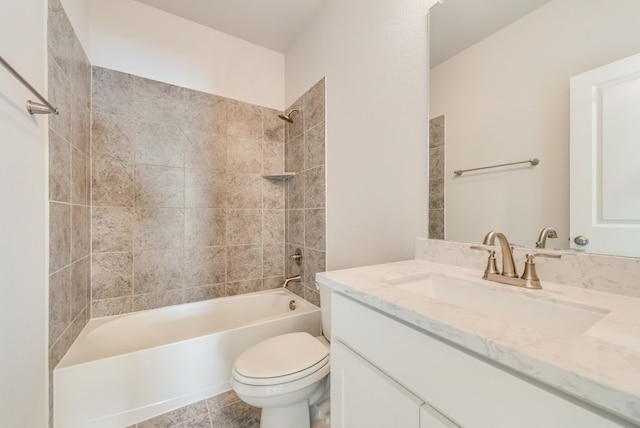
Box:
[332,292,623,428]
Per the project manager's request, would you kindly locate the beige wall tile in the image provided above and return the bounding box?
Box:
[92,206,133,253]
[227,245,262,282]
[49,130,70,203]
[263,140,284,174]
[92,157,134,207]
[134,249,184,294]
[263,108,285,142]
[49,267,70,347]
[185,208,226,248]
[303,249,326,290]
[226,173,261,209]
[304,121,325,170]
[92,252,133,299]
[133,289,183,312]
[226,278,262,296]
[184,247,226,287]
[71,205,90,262]
[50,202,71,273]
[286,173,304,209]
[263,244,284,278]
[262,179,285,209]
[92,67,136,118]
[285,134,304,173]
[91,113,134,162]
[70,257,90,319]
[48,54,71,141]
[71,147,90,205]
[304,78,325,131]
[134,207,184,250]
[91,296,132,318]
[226,99,262,139]
[227,209,262,245]
[185,169,226,208]
[133,121,184,167]
[183,91,226,135]
[135,164,184,207]
[184,130,226,172]
[263,210,285,244]
[184,284,225,303]
[286,209,304,248]
[227,136,262,173]
[132,76,186,125]
[305,209,326,251]
[304,166,325,209]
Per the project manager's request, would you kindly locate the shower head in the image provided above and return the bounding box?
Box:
[278,108,299,123]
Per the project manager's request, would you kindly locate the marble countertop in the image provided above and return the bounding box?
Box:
[317,259,640,424]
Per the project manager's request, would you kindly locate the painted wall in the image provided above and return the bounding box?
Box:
[87,0,285,110]
[0,0,48,426]
[430,0,640,248]
[285,0,435,270]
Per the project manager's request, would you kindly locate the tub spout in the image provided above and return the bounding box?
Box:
[283,275,301,288]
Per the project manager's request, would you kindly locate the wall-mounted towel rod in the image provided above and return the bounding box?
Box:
[454,158,539,176]
[0,55,58,115]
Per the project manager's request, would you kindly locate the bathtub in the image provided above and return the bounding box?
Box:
[54,288,321,428]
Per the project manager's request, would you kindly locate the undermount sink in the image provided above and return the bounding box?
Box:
[385,274,609,339]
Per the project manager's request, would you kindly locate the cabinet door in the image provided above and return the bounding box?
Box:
[332,340,422,428]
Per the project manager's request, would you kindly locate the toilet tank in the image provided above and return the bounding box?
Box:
[318,283,332,340]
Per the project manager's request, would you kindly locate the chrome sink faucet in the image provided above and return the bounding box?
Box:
[482,231,518,278]
[536,226,557,248]
[472,230,561,289]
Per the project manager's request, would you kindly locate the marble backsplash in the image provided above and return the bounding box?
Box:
[415,238,640,298]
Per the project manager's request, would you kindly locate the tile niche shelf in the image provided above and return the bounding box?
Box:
[262,172,296,179]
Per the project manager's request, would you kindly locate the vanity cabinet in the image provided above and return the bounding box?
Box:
[331,292,626,428]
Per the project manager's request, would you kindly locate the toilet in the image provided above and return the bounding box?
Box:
[230,285,332,428]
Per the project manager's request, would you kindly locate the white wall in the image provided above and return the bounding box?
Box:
[430,0,640,248]
[88,0,285,110]
[286,0,437,270]
[0,0,49,426]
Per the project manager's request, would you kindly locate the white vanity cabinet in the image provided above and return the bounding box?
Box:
[331,292,626,428]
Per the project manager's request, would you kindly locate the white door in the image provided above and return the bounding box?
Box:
[332,340,422,428]
[570,53,640,256]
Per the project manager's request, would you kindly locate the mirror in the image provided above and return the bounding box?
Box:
[428,0,640,256]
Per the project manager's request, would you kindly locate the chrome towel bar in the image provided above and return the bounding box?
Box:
[454,158,539,176]
[0,55,58,115]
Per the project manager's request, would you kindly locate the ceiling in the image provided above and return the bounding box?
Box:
[133,0,553,61]
[430,0,553,67]
[134,0,326,53]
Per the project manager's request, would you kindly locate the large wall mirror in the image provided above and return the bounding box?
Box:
[429,0,640,257]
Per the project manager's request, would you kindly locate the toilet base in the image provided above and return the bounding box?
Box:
[261,401,311,428]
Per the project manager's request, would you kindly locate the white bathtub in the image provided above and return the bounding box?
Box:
[54,289,321,428]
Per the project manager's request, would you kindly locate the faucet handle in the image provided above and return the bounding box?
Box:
[520,252,562,289]
[530,251,562,260]
[470,245,499,277]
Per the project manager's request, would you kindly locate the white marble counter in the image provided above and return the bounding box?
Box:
[317,259,640,425]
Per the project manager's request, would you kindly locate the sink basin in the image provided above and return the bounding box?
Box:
[386,274,609,339]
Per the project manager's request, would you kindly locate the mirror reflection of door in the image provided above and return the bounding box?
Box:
[570,52,640,257]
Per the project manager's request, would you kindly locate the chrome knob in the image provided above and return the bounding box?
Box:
[573,235,589,246]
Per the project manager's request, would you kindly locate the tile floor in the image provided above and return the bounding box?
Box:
[128,391,260,428]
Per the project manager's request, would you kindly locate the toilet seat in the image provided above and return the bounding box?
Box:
[232,332,329,386]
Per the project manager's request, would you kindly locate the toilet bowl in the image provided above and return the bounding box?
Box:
[231,285,332,428]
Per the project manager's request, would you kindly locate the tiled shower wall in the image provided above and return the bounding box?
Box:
[284,79,326,305]
[429,115,445,239]
[90,68,288,316]
[47,0,92,423]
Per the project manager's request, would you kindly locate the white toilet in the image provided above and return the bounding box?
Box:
[230,285,332,428]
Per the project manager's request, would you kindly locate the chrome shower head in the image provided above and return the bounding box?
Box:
[278,108,299,123]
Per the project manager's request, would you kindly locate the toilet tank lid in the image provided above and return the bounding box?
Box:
[234,332,329,379]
